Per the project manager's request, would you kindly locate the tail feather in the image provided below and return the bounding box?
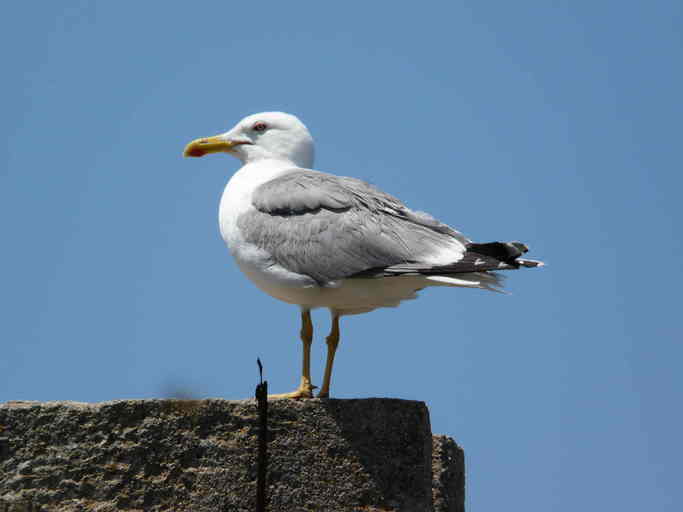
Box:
[426,271,508,293]
[352,240,544,281]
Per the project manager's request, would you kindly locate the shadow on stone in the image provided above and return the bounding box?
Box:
[318,398,432,511]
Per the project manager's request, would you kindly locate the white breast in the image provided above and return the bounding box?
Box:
[218,159,293,250]
[218,159,321,304]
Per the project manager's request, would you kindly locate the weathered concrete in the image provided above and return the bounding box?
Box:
[0,398,464,511]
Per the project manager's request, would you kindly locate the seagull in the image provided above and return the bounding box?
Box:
[184,112,543,399]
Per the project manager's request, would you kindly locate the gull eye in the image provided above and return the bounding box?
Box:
[252,122,267,132]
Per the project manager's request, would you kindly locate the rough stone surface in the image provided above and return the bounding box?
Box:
[432,436,465,512]
[0,398,464,511]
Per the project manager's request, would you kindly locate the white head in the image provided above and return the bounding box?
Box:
[184,112,314,169]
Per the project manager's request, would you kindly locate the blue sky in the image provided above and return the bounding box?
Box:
[1,1,681,510]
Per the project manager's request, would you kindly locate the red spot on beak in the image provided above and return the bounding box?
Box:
[186,146,206,157]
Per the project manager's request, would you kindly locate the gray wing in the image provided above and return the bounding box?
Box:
[238,169,471,285]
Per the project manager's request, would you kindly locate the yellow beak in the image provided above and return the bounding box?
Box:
[183,135,246,158]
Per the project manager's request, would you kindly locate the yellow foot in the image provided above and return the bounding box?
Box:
[267,384,317,400]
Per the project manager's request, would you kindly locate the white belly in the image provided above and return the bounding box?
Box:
[236,255,430,316]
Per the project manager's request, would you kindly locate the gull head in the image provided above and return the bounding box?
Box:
[184,112,314,169]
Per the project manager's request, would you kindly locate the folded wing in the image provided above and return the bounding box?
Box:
[239,169,470,285]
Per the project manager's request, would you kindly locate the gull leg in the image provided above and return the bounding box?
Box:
[298,309,315,393]
[268,309,317,399]
[317,312,340,398]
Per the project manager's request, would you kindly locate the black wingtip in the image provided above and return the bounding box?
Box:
[509,241,529,254]
[466,241,542,270]
[467,241,526,263]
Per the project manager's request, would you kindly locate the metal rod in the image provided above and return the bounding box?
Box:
[255,359,268,512]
